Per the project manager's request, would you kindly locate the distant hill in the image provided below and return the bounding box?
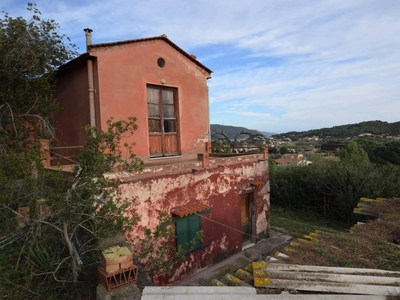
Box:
[210,124,265,140]
[260,131,276,137]
[272,120,400,140]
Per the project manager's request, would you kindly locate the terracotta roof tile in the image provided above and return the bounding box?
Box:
[172,203,210,217]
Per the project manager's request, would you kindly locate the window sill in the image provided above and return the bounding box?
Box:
[149,155,182,160]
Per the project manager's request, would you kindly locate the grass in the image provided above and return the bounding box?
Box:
[270,205,347,237]
[271,203,400,272]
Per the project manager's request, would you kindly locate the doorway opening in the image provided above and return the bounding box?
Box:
[241,192,255,249]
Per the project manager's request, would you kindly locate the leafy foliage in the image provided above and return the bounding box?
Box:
[0,3,77,141]
[270,143,400,223]
[0,5,202,297]
[130,212,203,280]
[356,139,400,165]
[337,141,370,164]
[0,117,143,299]
[0,6,82,297]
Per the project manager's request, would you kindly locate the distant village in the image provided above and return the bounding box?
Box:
[270,130,400,165]
[211,123,400,166]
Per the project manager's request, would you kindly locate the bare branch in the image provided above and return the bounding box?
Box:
[63,222,78,282]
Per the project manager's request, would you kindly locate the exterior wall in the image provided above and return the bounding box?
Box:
[117,153,270,284]
[89,39,211,163]
[54,58,91,148]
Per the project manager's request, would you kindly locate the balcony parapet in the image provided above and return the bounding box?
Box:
[118,151,268,183]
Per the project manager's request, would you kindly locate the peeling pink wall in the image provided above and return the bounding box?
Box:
[117,153,270,284]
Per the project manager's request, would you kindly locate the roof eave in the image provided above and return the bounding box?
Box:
[88,35,213,74]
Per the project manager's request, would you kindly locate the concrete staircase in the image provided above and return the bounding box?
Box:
[143,229,393,299]
[210,230,320,289]
[211,268,253,287]
[208,229,400,298]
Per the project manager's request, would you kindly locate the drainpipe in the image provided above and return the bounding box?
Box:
[84,28,96,127]
[206,77,211,153]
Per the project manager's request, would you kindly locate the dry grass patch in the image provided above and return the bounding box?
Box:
[286,217,400,271]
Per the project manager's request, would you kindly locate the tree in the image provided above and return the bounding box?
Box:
[279,146,289,155]
[0,3,77,157]
[338,140,370,165]
[0,3,77,113]
[357,139,400,165]
[0,6,203,297]
[0,4,78,238]
[270,148,377,223]
[0,5,146,298]
[0,117,144,298]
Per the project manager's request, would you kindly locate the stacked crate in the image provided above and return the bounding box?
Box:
[98,246,138,291]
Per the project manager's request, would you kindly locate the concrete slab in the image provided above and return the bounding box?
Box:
[142,287,386,300]
[143,286,256,295]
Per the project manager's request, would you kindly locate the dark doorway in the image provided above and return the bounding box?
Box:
[241,192,254,246]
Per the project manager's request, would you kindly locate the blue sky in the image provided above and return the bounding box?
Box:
[2,0,399,133]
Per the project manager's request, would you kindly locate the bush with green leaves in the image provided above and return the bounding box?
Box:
[0,3,77,142]
[270,141,400,224]
[0,117,143,299]
[131,211,203,282]
[0,5,204,297]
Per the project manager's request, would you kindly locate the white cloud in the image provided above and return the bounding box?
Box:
[1,0,399,133]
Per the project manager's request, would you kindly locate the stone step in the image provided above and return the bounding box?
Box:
[234,268,253,280]
[252,261,273,288]
[244,262,253,273]
[223,273,252,287]
[211,279,226,286]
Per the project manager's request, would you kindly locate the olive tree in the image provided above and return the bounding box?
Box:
[0,3,77,140]
[0,117,143,298]
[0,5,145,298]
[0,5,202,298]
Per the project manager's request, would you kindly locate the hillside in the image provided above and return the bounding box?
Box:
[272,120,400,140]
[210,124,265,140]
[260,131,276,137]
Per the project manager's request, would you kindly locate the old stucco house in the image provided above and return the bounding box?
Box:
[51,29,270,284]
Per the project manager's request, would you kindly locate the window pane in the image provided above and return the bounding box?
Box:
[148,119,161,133]
[188,215,201,249]
[162,90,174,104]
[148,103,160,118]
[176,218,189,253]
[163,104,175,118]
[175,215,201,253]
[147,85,179,155]
[147,88,159,104]
[164,119,176,133]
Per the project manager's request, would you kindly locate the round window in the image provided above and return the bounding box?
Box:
[157,58,165,68]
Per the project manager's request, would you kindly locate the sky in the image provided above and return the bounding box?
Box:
[2,1,399,133]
